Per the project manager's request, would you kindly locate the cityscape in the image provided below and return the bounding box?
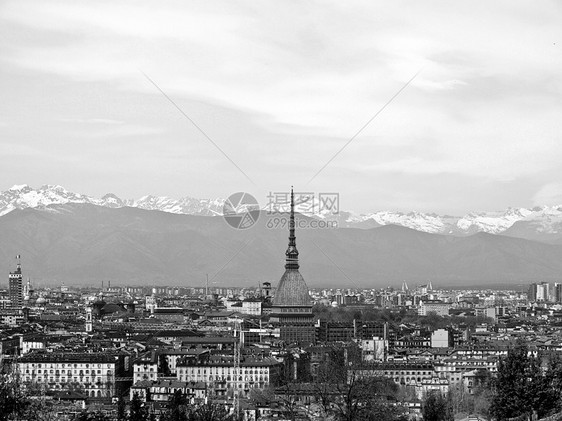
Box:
[2,191,562,420]
[2,1,562,421]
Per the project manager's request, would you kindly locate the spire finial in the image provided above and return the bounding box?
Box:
[285,187,299,269]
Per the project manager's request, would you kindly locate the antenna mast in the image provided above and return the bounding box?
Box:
[233,320,241,417]
[206,274,209,296]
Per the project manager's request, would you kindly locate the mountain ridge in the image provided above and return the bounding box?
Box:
[1,203,562,287]
[2,184,562,243]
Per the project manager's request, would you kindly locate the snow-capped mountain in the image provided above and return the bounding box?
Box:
[132,195,223,216]
[0,185,224,217]
[0,184,96,215]
[353,207,562,236]
[2,184,562,239]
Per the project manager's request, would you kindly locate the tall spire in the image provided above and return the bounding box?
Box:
[285,186,299,270]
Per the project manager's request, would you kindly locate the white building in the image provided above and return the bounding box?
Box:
[357,336,388,361]
[21,334,47,354]
[18,351,129,398]
[133,351,159,383]
[419,300,450,316]
[176,353,281,397]
[224,299,262,316]
[431,329,450,348]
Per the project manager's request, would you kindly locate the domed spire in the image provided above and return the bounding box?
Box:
[285,186,299,270]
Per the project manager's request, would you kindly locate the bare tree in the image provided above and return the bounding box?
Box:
[311,353,408,421]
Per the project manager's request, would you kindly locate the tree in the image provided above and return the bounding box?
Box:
[422,392,453,421]
[248,386,275,406]
[160,390,190,421]
[0,361,30,421]
[129,392,149,421]
[447,369,491,417]
[489,340,560,420]
[490,340,533,420]
[75,410,111,421]
[159,355,172,377]
[329,371,407,421]
[311,356,408,421]
[117,396,127,421]
[186,402,238,421]
[528,352,562,418]
[24,399,60,421]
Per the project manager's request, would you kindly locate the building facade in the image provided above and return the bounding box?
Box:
[8,257,23,309]
[419,300,450,316]
[18,351,130,398]
[176,353,281,397]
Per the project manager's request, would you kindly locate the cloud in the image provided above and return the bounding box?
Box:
[0,0,561,212]
[534,183,562,206]
[59,118,123,124]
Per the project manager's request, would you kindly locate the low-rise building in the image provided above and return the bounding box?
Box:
[130,379,207,402]
[176,352,282,397]
[352,361,437,386]
[419,300,450,317]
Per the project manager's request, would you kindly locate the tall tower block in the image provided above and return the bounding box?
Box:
[9,255,23,309]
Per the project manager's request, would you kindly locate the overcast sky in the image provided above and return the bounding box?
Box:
[1,1,561,215]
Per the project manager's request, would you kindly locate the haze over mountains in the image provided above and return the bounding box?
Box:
[1,185,562,287]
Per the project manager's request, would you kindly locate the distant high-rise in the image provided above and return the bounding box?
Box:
[9,255,23,309]
[528,283,538,302]
[537,282,550,302]
[555,283,562,304]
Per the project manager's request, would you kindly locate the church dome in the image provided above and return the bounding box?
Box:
[273,269,311,306]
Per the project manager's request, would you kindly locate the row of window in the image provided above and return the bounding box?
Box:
[179,375,267,382]
[26,369,110,375]
[23,363,113,369]
[178,368,269,375]
[25,377,110,384]
[383,370,432,376]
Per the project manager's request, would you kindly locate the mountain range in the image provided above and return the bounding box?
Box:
[0,185,562,287]
[2,184,562,243]
[0,185,224,217]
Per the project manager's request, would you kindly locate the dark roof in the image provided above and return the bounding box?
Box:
[102,303,126,314]
[19,350,126,363]
[54,390,88,400]
[181,337,235,344]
